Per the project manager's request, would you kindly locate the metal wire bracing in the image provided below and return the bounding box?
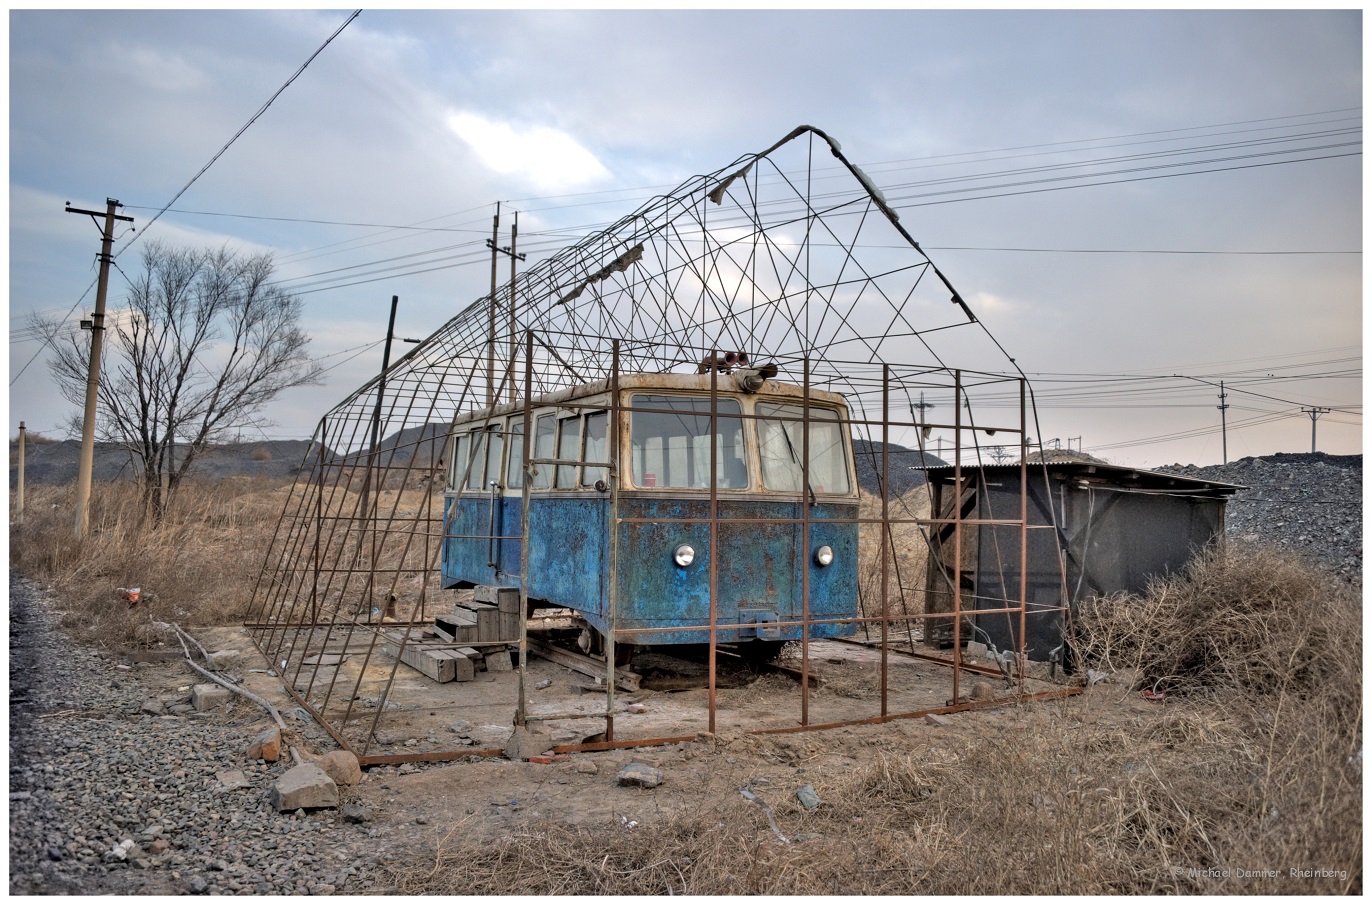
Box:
[245,126,1072,763]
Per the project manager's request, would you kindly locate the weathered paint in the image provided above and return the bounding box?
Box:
[442,490,857,645]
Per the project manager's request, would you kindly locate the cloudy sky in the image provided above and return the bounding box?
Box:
[8,8,1362,467]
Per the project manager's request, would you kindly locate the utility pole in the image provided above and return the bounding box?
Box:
[16,421,26,527]
[1216,381,1229,463]
[486,202,500,409]
[66,198,134,539]
[910,392,935,441]
[1068,436,1082,454]
[485,208,525,406]
[1301,406,1330,454]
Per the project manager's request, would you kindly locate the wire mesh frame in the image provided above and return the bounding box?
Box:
[244,336,1074,763]
[243,125,1084,762]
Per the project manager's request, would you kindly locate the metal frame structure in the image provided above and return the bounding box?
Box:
[246,126,1077,764]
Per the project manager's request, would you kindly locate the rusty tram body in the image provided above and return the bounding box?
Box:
[440,366,859,658]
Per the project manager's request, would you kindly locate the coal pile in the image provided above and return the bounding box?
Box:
[1156,453,1362,585]
[851,440,945,498]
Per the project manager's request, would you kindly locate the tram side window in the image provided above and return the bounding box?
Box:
[465,429,488,491]
[555,416,581,489]
[483,424,505,490]
[629,395,746,490]
[506,420,525,489]
[449,432,470,491]
[532,414,556,490]
[581,411,608,488]
[757,403,851,495]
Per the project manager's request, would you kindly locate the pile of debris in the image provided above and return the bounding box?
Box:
[1156,452,1362,584]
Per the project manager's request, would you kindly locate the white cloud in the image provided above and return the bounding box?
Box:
[444,111,611,192]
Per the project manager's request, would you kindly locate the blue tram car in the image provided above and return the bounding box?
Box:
[440,371,858,656]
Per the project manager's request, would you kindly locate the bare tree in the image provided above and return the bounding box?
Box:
[35,241,322,520]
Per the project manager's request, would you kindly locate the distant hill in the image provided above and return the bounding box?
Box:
[851,439,946,498]
[13,428,945,497]
[9,438,320,488]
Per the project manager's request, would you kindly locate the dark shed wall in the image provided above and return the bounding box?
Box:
[973,474,1067,661]
[1059,486,1225,602]
[968,473,1229,661]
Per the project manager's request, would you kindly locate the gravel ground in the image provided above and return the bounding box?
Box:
[7,573,386,896]
[1155,452,1362,583]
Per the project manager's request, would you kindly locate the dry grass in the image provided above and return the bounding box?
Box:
[385,545,1361,895]
[855,485,931,638]
[10,477,290,645]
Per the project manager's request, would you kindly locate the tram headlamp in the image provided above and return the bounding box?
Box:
[673,544,696,568]
[814,545,835,567]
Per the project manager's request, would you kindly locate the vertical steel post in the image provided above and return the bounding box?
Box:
[605,339,621,742]
[516,331,534,728]
[361,295,399,616]
[951,369,963,706]
[312,419,325,625]
[880,368,890,716]
[707,349,719,734]
[800,356,811,726]
[1017,379,1029,694]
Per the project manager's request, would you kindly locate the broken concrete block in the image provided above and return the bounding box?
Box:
[247,727,282,762]
[190,684,232,711]
[268,764,338,812]
[616,762,665,788]
[206,650,243,672]
[216,769,251,791]
[140,698,165,715]
[503,725,553,761]
[316,750,361,786]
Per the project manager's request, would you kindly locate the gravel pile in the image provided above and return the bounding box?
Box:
[1155,452,1362,584]
[8,574,386,896]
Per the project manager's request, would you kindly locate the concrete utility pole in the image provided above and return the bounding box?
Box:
[485,210,525,406]
[911,392,935,441]
[1216,381,1229,463]
[486,202,500,409]
[1301,406,1331,454]
[66,198,135,539]
[16,421,26,527]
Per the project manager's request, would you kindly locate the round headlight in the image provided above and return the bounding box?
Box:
[814,545,834,567]
[674,544,696,568]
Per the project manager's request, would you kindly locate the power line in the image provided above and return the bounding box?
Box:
[13,10,361,389]
[113,9,361,261]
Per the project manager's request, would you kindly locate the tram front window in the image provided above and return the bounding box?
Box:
[757,403,851,495]
[630,395,747,490]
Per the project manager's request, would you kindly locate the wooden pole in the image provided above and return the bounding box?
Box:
[16,421,26,527]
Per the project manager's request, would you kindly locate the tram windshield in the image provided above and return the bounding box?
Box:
[629,395,747,490]
[757,403,851,495]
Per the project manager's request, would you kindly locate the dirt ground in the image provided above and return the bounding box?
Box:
[140,624,1151,853]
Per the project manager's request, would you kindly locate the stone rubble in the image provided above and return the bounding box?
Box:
[9,574,382,895]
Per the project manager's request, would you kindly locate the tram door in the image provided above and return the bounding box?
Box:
[521,408,611,623]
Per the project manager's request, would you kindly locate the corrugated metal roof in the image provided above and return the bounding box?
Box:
[921,460,1245,496]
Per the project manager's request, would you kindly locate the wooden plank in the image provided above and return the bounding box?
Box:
[434,614,477,644]
[459,602,500,642]
[526,638,640,691]
[382,632,469,683]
